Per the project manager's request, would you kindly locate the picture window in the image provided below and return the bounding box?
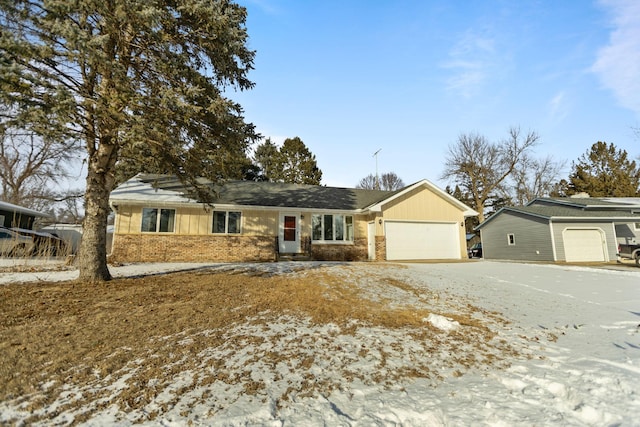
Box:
[312,214,354,242]
[141,208,175,233]
[212,211,242,234]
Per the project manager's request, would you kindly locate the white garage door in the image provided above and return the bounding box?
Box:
[385,221,460,260]
[563,228,606,262]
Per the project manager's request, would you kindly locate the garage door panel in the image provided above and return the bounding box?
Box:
[563,229,606,262]
[385,221,460,260]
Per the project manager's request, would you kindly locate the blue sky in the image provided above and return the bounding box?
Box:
[232,0,640,188]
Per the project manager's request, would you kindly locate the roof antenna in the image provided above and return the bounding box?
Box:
[373,149,382,190]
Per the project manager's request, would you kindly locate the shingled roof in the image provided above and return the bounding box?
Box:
[110,174,401,211]
[506,205,640,219]
[530,197,640,209]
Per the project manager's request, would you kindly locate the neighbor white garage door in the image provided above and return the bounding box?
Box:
[385,221,460,260]
[563,228,606,262]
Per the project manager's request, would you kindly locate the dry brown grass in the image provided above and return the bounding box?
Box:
[0,264,514,424]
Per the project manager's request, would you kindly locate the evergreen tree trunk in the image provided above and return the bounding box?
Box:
[78,138,118,282]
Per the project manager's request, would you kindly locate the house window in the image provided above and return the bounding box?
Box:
[312,214,354,242]
[634,222,640,230]
[141,208,175,233]
[212,211,241,234]
[507,233,516,245]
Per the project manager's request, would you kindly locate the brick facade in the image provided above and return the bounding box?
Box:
[311,238,368,261]
[110,234,372,263]
[375,235,386,261]
[110,234,277,263]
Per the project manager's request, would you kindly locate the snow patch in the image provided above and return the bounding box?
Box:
[424,313,460,331]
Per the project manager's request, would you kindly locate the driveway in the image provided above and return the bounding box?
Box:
[406,261,639,321]
[403,261,640,424]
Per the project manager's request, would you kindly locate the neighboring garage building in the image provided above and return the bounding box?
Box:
[109,174,477,263]
[0,200,49,229]
[476,197,640,263]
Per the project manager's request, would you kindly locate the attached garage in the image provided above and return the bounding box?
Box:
[562,228,607,262]
[385,221,460,260]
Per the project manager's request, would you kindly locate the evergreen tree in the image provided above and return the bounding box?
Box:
[253,137,322,185]
[253,138,281,181]
[0,0,256,281]
[567,142,640,197]
[277,137,322,185]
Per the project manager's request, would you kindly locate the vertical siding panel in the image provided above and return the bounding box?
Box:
[354,215,368,238]
[384,187,463,220]
[118,206,133,233]
[243,210,278,236]
[131,208,142,233]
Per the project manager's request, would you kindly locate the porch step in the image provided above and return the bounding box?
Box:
[277,253,312,262]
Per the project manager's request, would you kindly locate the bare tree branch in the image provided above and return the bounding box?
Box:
[0,125,82,208]
[356,172,405,191]
[441,127,539,222]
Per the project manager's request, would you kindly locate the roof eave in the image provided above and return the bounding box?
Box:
[550,216,640,221]
[475,207,551,230]
[110,197,364,214]
[0,201,51,218]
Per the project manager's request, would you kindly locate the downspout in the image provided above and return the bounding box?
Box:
[109,201,119,257]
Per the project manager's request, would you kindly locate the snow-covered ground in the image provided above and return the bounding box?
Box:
[1,260,639,426]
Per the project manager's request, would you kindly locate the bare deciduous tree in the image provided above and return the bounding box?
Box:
[356,174,377,190]
[380,172,405,191]
[441,127,539,222]
[54,191,85,224]
[356,172,405,191]
[0,127,81,208]
[509,154,566,205]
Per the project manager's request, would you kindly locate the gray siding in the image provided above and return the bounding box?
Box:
[480,211,554,261]
[551,221,617,261]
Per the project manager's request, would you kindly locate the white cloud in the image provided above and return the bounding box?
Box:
[592,0,640,116]
[441,30,499,98]
[549,91,569,122]
[243,0,282,15]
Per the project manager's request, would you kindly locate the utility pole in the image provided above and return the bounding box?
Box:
[373,148,381,190]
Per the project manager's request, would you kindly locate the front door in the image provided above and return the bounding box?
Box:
[279,213,300,253]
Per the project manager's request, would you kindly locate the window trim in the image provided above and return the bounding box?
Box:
[311,213,354,244]
[507,233,516,246]
[211,210,242,235]
[141,207,176,233]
